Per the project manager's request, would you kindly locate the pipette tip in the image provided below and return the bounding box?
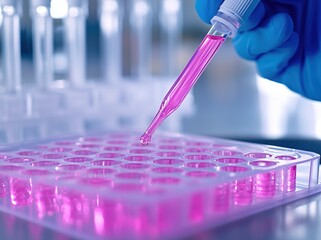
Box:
[140,133,151,145]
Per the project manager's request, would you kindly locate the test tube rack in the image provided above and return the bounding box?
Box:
[0,80,194,132]
[0,0,189,132]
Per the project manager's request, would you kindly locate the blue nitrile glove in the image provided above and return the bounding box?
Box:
[195,0,321,101]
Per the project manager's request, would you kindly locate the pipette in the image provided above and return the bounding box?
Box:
[140,0,260,145]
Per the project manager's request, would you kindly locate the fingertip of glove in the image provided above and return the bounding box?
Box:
[239,2,265,32]
[256,58,276,80]
[256,32,299,80]
[233,33,257,60]
[271,13,294,43]
[195,0,212,24]
[195,0,223,24]
[233,13,296,60]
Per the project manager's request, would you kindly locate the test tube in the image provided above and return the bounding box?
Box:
[28,0,64,118]
[0,0,22,93]
[0,0,28,121]
[64,0,87,88]
[30,0,53,89]
[159,0,182,77]
[99,0,123,83]
[129,0,152,80]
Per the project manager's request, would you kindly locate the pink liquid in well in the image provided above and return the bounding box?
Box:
[276,156,297,192]
[140,35,225,145]
[250,161,277,198]
[60,191,88,226]
[254,172,276,198]
[0,175,8,197]
[281,166,297,192]
[212,184,230,213]
[0,131,316,240]
[232,178,253,206]
[34,185,58,218]
[10,178,32,206]
[190,192,205,224]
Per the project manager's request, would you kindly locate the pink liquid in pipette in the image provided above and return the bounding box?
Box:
[140,35,225,145]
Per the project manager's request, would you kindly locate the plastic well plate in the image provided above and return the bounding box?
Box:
[0,131,319,239]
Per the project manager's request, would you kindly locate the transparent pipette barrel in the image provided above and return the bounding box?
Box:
[30,0,53,89]
[159,0,183,77]
[99,0,123,83]
[140,0,260,145]
[64,0,87,88]
[140,24,230,145]
[0,0,22,93]
[129,0,152,80]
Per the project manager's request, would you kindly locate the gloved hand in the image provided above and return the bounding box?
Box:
[195,0,321,101]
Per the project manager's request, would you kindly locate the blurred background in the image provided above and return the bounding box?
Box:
[0,0,321,150]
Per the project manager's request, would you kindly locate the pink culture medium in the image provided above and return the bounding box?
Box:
[0,131,318,240]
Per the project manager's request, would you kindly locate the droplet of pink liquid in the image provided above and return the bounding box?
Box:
[140,133,151,146]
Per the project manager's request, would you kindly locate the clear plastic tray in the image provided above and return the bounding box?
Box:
[0,131,319,239]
